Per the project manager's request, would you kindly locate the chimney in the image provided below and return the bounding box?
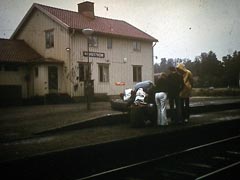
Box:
[78,1,95,19]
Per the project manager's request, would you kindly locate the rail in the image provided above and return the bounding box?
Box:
[78,135,240,180]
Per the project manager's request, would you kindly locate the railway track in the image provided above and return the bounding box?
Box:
[1,115,240,180]
[79,135,240,180]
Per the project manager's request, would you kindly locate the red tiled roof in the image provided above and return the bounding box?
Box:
[0,39,42,63]
[0,39,63,64]
[33,3,158,42]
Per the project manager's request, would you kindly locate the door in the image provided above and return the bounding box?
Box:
[0,85,22,106]
[48,66,58,93]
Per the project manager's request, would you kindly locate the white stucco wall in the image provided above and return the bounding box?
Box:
[71,34,154,96]
[0,66,28,98]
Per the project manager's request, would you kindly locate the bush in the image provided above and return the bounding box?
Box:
[23,95,45,105]
[23,93,74,105]
[45,93,74,104]
[192,88,240,96]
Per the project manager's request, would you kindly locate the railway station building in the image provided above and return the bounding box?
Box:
[0,1,158,102]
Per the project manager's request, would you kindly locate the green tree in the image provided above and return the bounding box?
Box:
[223,51,240,87]
[154,62,161,73]
[196,51,224,87]
[154,58,170,73]
[159,58,168,72]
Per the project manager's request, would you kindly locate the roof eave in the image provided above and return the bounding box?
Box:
[35,4,70,29]
[96,33,158,42]
[10,4,35,39]
[0,58,42,64]
[0,58,64,65]
[75,29,158,42]
[11,3,70,39]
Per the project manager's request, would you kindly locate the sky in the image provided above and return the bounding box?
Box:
[0,0,240,63]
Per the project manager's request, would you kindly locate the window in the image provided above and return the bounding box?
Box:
[45,30,54,48]
[4,64,19,71]
[99,64,109,82]
[133,65,142,82]
[89,36,98,47]
[133,41,141,51]
[79,63,89,81]
[35,67,39,77]
[107,38,112,49]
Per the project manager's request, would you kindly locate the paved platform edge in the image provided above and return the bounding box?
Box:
[35,101,240,135]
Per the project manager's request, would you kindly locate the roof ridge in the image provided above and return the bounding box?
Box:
[34,3,76,14]
[95,15,124,22]
[35,3,125,23]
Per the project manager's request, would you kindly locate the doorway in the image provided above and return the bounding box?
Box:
[48,66,58,93]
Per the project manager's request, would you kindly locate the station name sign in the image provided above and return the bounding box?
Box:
[83,51,105,58]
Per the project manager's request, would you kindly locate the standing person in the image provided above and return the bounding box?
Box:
[167,66,184,124]
[154,72,168,126]
[176,63,193,123]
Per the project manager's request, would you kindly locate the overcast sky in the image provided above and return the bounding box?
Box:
[0,0,240,63]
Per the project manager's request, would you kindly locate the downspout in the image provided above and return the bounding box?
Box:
[152,42,157,48]
[68,28,75,97]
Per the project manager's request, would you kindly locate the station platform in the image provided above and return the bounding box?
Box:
[0,96,240,163]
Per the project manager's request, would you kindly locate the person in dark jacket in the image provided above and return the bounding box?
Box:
[167,66,184,123]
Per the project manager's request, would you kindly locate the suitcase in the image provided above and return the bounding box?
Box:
[110,99,129,111]
[134,80,154,94]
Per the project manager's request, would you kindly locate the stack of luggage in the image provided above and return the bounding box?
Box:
[111,80,157,127]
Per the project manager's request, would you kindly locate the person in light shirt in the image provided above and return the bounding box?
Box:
[154,72,168,126]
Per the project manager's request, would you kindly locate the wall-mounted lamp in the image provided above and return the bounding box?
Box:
[123,57,127,63]
[66,48,70,51]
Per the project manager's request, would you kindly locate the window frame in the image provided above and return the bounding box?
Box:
[133,41,141,51]
[98,63,109,83]
[89,36,98,47]
[133,65,142,82]
[45,29,54,49]
[107,38,112,49]
[78,63,89,81]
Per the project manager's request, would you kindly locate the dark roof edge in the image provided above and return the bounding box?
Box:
[0,58,42,64]
[0,58,64,65]
[95,31,158,42]
[122,21,158,42]
[93,15,158,42]
[72,28,158,42]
